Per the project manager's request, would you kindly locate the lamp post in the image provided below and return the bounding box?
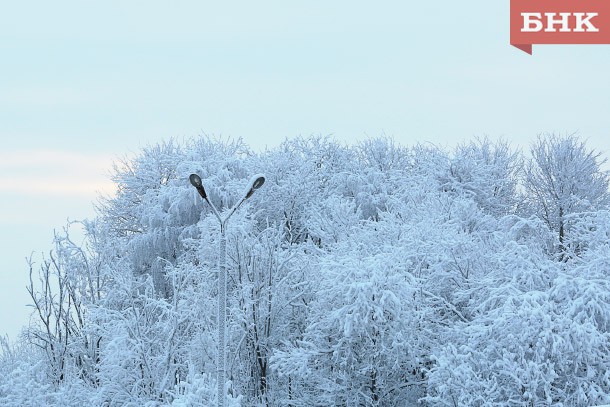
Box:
[189,173,265,407]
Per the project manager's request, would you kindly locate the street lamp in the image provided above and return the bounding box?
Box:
[189,173,265,407]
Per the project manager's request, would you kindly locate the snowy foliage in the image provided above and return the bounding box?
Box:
[3,134,610,406]
[523,134,610,258]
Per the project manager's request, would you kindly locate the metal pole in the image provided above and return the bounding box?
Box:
[189,173,265,407]
[218,223,227,407]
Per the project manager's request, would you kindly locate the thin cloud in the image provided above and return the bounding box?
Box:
[0,150,116,198]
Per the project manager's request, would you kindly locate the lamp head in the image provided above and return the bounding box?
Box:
[189,173,202,187]
[245,174,265,199]
[189,174,207,199]
[252,176,265,190]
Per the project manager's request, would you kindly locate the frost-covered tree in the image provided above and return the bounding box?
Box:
[446,137,520,216]
[524,134,610,257]
[426,261,610,406]
[426,209,610,406]
[229,225,304,405]
[25,221,107,388]
[4,134,610,406]
[272,215,423,406]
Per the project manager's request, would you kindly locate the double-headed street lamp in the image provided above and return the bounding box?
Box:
[189,173,265,407]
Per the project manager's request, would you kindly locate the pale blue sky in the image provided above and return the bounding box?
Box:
[1,1,609,340]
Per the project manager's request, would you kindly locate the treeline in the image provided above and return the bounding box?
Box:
[1,134,610,406]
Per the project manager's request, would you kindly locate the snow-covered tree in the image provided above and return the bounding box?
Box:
[446,137,520,216]
[523,134,610,257]
[4,134,610,406]
[272,216,423,406]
